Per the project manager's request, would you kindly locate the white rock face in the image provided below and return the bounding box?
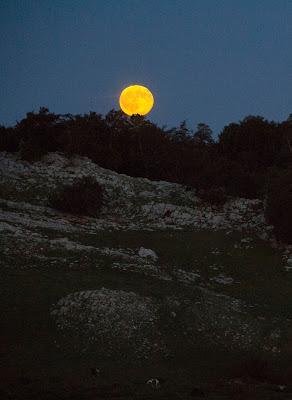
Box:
[138,247,158,261]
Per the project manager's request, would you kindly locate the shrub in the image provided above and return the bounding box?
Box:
[0,126,19,152]
[17,107,66,162]
[218,116,281,170]
[49,176,103,217]
[197,186,227,206]
[265,169,292,243]
[19,137,49,162]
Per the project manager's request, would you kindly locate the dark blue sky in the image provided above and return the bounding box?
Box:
[1,0,291,134]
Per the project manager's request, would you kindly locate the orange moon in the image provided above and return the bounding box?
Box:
[119,85,154,116]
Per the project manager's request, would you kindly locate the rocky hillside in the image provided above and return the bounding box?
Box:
[1,151,292,398]
[0,151,276,232]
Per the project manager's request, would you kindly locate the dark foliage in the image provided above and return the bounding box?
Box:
[228,355,275,383]
[265,169,292,243]
[197,186,227,206]
[0,126,19,152]
[228,353,292,385]
[2,107,292,213]
[218,116,282,169]
[49,176,103,217]
[17,107,69,162]
[239,356,274,382]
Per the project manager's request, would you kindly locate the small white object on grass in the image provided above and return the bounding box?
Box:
[138,247,158,261]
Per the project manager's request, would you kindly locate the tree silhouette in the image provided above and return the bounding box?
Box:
[193,123,213,145]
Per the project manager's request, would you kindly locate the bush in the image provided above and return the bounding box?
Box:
[265,169,292,243]
[17,107,67,162]
[218,116,281,170]
[19,137,49,162]
[0,126,19,152]
[49,176,103,217]
[197,186,227,206]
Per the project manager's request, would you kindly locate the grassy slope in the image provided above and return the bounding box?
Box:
[1,152,292,399]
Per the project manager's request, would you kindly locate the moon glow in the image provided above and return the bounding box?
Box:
[119,85,154,116]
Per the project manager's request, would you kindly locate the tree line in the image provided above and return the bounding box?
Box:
[0,107,292,241]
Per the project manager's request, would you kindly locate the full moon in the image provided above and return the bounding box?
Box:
[119,85,154,116]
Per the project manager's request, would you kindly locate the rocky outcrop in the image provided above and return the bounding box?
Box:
[51,288,165,360]
[50,286,284,361]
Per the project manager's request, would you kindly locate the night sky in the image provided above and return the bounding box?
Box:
[1,0,291,134]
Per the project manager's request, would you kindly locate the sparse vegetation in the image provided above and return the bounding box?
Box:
[49,176,103,217]
[198,186,227,206]
[265,169,292,243]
